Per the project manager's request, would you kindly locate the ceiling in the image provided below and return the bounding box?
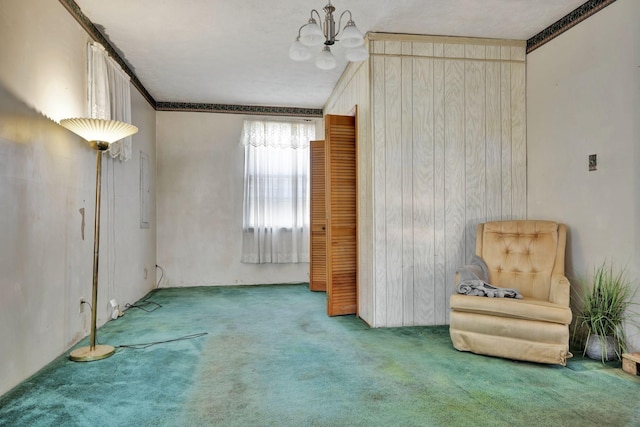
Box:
[71,0,586,110]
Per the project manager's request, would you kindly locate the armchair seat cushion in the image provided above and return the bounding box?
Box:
[450,294,572,325]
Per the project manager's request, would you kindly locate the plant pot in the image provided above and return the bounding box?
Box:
[585,334,618,361]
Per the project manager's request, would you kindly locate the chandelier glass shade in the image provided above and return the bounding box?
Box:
[345,45,369,62]
[339,21,365,48]
[289,1,368,70]
[289,39,313,62]
[316,46,337,70]
[299,20,325,47]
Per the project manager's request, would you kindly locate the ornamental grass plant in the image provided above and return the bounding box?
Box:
[574,262,638,362]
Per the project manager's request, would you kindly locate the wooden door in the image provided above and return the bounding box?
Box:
[309,140,326,292]
[325,114,357,316]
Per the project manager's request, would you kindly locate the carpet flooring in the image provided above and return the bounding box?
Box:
[1,284,639,426]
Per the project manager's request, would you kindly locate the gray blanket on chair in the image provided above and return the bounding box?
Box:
[456,255,523,299]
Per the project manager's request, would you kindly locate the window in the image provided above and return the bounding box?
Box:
[240,119,315,264]
[244,145,308,229]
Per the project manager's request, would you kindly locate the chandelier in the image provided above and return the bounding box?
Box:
[289,1,368,70]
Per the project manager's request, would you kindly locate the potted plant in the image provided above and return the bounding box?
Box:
[574,261,638,362]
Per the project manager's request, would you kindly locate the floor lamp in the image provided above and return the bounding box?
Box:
[60,118,138,362]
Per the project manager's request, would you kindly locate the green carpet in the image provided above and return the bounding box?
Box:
[1,284,639,426]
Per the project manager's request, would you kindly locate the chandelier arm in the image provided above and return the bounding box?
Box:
[296,24,306,38]
[335,10,353,38]
[310,9,322,24]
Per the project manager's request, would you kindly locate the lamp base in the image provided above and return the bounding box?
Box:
[69,344,115,362]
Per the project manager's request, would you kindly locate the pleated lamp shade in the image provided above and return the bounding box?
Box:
[60,118,138,144]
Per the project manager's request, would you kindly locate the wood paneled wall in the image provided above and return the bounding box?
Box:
[324,34,527,327]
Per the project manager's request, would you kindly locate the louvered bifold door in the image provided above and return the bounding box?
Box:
[325,115,357,316]
[310,140,327,292]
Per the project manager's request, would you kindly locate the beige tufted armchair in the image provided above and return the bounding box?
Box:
[449,220,572,365]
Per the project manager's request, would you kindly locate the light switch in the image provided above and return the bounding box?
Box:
[589,154,597,171]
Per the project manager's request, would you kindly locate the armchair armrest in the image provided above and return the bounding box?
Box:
[549,274,570,306]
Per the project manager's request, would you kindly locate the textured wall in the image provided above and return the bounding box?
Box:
[0,0,157,396]
[156,111,315,286]
[527,0,640,349]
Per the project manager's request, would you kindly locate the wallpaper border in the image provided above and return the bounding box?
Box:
[526,0,617,53]
[156,102,323,118]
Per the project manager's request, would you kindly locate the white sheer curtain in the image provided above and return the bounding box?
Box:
[87,42,132,161]
[241,119,315,263]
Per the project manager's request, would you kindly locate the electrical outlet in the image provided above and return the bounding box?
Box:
[79,297,86,313]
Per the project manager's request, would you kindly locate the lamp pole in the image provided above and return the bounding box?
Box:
[70,145,115,362]
[89,149,103,350]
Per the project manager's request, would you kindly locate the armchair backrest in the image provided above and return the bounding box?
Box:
[476,220,566,300]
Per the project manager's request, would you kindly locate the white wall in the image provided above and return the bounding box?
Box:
[527,0,640,349]
[0,0,157,396]
[156,111,312,286]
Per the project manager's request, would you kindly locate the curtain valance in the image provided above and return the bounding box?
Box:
[240,120,315,149]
